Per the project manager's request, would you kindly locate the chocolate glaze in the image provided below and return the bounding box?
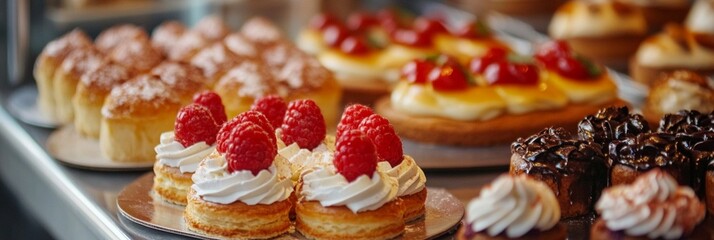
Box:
[677,132,714,197]
[608,133,691,185]
[578,106,650,151]
[658,110,714,134]
[512,127,606,214]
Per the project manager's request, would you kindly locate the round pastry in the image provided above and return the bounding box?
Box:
[52,46,107,124]
[578,106,651,150]
[107,38,163,73]
[618,0,690,32]
[296,129,404,240]
[166,31,210,62]
[607,132,691,186]
[149,62,208,104]
[100,74,182,162]
[644,71,714,122]
[457,174,566,240]
[510,127,607,218]
[189,42,242,88]
[239,17,285,49]
[549,0,647,69]
[185,115,293,239]
[686,0,714,35]
[73,63,134,138]
[591,169,706,240]
[629,24,714,86]
[34,29,92,121]
[94,24,149,53]
[376,52,624,146]
[151,20,187,55]
[191,15,230,42]
[377,155,426,222]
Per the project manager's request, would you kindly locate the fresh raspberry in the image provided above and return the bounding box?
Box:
[192,91,227,125]
[334,129,378,182]
[217,111,275,153]
[250,95,287,129]
[337,104,374,139]
[280,99,326,150]
[223,121,276,175]
[359,114,403,167]
[174,104,220,147]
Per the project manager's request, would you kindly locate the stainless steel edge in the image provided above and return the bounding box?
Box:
[0,107,130,240]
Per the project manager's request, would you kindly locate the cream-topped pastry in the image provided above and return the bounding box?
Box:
[685,0,714,34]
[635,26,714,68]
[155,132,214,173]
[549,1,646,39]
[460,174,564,239]
[646,71,714,118]
[376,155,425,197]
[593,169,705,239]
[318,50,392,89]
[390,82,507,121]
[494,83,569,114]
[619,0,689,7]
[301,166,398,212]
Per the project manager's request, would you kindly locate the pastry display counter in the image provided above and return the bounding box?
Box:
[0,96,499,239]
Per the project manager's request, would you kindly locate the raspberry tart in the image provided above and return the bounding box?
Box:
[184,111,293,239]
[376,46,623,146]
[152,92,226,205]
[591,169,707,240]
[296,128,404,239]
[457,174,566,240]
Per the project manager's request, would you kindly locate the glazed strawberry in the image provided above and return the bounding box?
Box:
[224,121,276,175]
[337,104,374,139]
[322,24,350,48]
[534,40,571,69]
[250,95,287,129]
[340,36,371,55]
[174,104,220,147]
[334,129,378,182]
[281,99,326,150]
[309,13,341,30]
[217,111,275,153]
[469,48,508,74]
[359,114,403,167]
[556,57,590,80]
[346,12,378,32]
[428,60,469,91]
[401,59,435,84]
[192,91,227,125]
[483,61,540,86]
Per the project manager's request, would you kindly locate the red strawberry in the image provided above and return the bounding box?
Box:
[280,99,326,150]
[193,91,227,125]
[334,129,378,182]
[217,111,275,153]
[337,104,374,139]
[223,121,276,175]
[401,59,435,84]
[428,61,469,91]
[359,114,403,167]
[174,104,220,147]
[250,95,288,129]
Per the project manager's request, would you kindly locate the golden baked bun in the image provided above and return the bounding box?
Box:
[150,62,208,104]
[151,21,187,56]
[108,38,163,73]
[192,15,230,42]
[166,31,210,62]
[214,60,278,118]
[401,188,427,222]
[34,29,92,121]
[152,162,193,205]
[95,24,150,53]
[189,42,242,87]
[53,47,107,124]
[184,189,292,239]
[100,75,182,163]
[239,17,284,49]
[645,71,714,121]
[73,63,135,138]
[296,199,405,240]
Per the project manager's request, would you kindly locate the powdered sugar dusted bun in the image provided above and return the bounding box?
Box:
[102,74,181,120]
[74,63,135,138]
[263,44,329,92]
[152,21,187,55]
[34,29,92,120]
[240,17,284,47]
[109,39,163,73]
[215,60,278,117]
[167,31,209,62]
[192,15,230,41]
[150,62,207,103]
[95,24,150,53]
[223,32,258,58]
[53,46,107,124]
[189,42,241,87]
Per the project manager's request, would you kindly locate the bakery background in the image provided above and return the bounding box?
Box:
[0,0,713,239]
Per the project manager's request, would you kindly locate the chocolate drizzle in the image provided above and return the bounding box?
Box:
[578,106,650,149]
[608,133,692,186]
[659,110,714,134]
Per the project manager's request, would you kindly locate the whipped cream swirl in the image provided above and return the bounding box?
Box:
[301,167,399,213]
[191,152,293,205]
[596,170,705,239]
[278,142,333,181]
[465,174,560,238]
[154,132,215,173]
[377,155,426,196]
